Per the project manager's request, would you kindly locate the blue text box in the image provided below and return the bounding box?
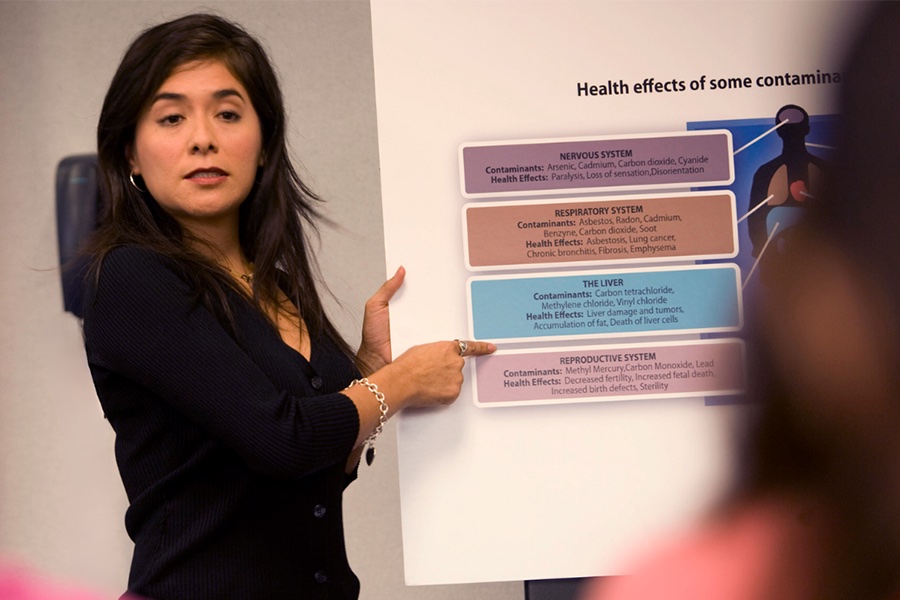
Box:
[468,265,742,341]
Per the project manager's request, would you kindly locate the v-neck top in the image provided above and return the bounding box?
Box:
[83,245,362,599]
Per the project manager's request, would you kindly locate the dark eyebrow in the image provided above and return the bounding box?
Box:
[213,88,246,102]
[150,92,186,105]
[150,88,246,106]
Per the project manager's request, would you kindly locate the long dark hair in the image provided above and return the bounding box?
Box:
[89,13,355,362]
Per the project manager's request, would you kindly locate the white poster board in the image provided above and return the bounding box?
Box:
[370,0,858,585]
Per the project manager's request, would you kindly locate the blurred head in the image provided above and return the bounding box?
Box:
[743,4,900,597]
[756,3,900,443]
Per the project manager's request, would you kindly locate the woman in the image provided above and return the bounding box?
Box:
[82,13,493,599]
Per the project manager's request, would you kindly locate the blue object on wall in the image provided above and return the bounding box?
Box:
[56,154,99,318]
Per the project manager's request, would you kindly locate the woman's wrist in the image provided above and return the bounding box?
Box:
[355,343,388,376]
[363,362,411,413]
[347,377,388,465]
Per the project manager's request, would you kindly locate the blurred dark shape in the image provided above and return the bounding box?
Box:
[56,154,100,318]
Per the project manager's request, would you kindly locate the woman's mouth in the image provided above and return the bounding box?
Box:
[186,168,228,184]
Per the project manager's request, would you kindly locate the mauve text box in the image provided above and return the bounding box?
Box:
[473,339,746,407]
[460,131,733,197]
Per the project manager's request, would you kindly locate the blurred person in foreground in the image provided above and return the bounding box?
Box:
[582,4,900,600]
[0,558,136,600]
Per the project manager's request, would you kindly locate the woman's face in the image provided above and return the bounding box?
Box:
[129,59,263,234]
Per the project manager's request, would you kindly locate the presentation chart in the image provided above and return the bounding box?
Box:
[371,0,854,586]
[462,131,747,407]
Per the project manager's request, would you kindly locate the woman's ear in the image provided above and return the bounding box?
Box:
[126,144,138,174]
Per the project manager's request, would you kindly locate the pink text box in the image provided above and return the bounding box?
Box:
[473,339,746,407]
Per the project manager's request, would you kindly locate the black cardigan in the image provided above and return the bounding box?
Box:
[82,246,363,599]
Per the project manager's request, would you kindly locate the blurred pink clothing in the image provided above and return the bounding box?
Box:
[0,560,120,600]
[582,497,830,600]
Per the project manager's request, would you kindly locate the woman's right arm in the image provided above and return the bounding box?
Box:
[342,338,495,450]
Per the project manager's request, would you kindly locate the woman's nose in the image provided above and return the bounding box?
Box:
[190,119,218,154]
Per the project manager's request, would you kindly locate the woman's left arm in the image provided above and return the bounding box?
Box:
[343,267,403,472]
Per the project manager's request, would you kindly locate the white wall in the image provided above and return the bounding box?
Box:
[0,2,521,598]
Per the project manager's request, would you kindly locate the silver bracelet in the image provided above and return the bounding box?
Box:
[349,378,388,466]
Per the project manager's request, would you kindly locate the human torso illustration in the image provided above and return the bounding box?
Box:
[747,105,827,280]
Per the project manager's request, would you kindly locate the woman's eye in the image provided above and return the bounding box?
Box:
[158,114,183,126]
[219,111,241,122]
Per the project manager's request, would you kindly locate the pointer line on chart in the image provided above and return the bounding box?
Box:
[733,120,789,156]
[743,221,780,290]
[737,194,774,224]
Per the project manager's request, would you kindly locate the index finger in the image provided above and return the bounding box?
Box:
[460,340,496,357]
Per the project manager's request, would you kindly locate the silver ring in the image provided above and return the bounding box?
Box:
[455,339,468,357]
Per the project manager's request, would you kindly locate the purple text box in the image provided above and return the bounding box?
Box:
[460,131,733,198]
